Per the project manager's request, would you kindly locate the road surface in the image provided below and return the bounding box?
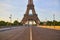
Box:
[32,26,60,40]
[0,26,60,40]
[0,26,30,40]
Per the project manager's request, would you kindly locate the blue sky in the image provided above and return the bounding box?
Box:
[0,0,60,22]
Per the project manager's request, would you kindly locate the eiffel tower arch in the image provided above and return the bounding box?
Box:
[21,0,40,25]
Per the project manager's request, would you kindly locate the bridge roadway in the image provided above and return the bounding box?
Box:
[0,26,60,40]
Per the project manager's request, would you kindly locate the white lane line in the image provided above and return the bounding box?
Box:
[30,26,32,40]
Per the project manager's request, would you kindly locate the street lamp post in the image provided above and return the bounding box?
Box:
[9,14,12,23]
[53,14,55,28]
[9,14,12,26]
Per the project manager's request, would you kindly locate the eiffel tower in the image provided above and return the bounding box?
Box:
[21,0,40,25]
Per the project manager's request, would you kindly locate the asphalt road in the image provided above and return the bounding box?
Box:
[0,26,30,40]
[0,26,60,40]
[32,26,60,40]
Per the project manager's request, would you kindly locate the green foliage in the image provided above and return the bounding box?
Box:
[39,20,60,26]
[13,20,23,26]
[19,22,23,25]
[46,21,53,26]
[0,21,6,26]
[0,20,23,28]
[6,22,12,26]
[40,22,44,25]
[13,20,19,25]
[0,20,60,27]
[58,22,60,26]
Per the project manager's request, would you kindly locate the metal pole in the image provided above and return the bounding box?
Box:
[53,14,55,28]
[28,20,29,27]
[9,14,12,26]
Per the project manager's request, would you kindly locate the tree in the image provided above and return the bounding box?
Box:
[19,22,23,25]
[46,21,53,26]
[6,22,12,26]
[0,21,6,26]
[13,20,19,26]
[58,22,60,26]
[40,22,44,25]
[53,20,58,26]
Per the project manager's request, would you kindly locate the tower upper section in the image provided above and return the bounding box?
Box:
[28,0,33,4]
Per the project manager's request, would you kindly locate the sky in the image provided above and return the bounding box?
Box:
[0,0,60,22]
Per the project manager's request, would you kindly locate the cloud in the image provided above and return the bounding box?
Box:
[0,2,15,22]
[0,0,60,22]
[35,7,60,21]
[0,2,14,15]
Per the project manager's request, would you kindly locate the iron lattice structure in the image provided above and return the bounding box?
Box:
[21,0,40,25]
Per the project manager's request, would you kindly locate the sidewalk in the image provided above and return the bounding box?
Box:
[38,26,60,30]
